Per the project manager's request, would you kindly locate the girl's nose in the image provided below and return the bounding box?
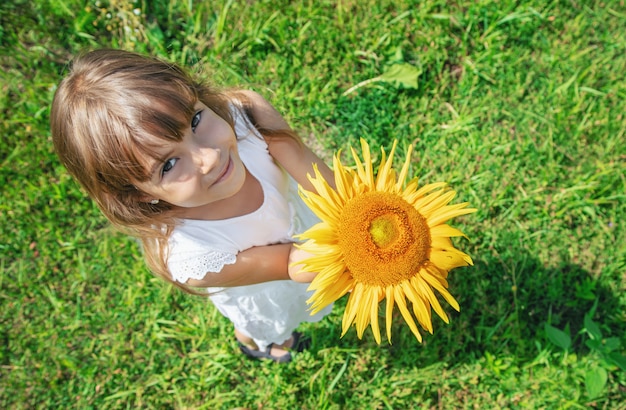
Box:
[193,147,219,175]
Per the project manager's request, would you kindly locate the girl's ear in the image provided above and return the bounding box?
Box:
[133,186,159,204]
[138,194,159,204]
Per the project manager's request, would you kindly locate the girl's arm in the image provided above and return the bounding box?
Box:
[183,243,286,287]
[183,243,315,288]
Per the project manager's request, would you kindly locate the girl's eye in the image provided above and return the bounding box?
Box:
[162,158,177,176]
[191,111,202,132]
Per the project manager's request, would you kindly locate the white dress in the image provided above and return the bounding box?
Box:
[166,105,332,350]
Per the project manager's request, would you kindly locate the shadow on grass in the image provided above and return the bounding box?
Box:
[317,251,623,370]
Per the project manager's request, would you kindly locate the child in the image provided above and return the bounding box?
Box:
[50,49,336,363]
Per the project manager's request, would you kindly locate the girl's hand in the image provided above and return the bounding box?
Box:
[288,245,318,283]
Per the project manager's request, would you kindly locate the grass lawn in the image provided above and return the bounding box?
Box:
[1,0,625,408]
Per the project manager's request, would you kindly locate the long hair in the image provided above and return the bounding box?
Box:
[50,49,295,293]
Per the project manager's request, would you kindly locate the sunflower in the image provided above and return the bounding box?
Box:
[295,139,476,344]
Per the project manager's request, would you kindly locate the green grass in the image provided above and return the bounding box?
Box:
[1,0,625,408]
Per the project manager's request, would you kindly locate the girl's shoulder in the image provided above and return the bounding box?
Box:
[224,91,267,142]
[227,90,292,136]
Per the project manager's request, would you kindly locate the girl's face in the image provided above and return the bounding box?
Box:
[135,102,247,218]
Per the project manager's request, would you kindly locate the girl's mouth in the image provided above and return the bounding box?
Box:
[215,156,233,184]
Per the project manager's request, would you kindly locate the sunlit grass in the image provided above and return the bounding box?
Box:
[1,0,625,408]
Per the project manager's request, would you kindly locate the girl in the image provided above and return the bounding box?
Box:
[50,49,336,363]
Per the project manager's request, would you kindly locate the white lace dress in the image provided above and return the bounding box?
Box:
[166,106,333,350]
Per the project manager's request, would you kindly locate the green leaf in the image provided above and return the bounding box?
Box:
[584,314,603,340]
[603,337,621,353]
[586,339,602,352]
[585,367,608,399]
[342,62,422,95]
[544,323,571,350]
[379,63,421,89]
[608,352,626,372]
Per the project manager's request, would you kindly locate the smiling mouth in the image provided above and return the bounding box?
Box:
[215,156,233,183]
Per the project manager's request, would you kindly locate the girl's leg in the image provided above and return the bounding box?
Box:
[234,328,258,350]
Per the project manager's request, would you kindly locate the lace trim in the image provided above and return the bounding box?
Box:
[169,251,237,283]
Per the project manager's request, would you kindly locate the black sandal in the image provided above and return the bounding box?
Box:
[237,332,311,363]
[238,342,292,363]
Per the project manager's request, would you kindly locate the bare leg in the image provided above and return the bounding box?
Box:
[234,328,258,349]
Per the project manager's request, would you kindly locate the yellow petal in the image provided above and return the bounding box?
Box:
[355,286,374,338]
[394,286,422,342]
[376,141,397,192]
[395,144,413,192]
[415,277,449,323]
[430,248,472,270]
[385,286,395,343]
[427,204,477,227]
[418,190,457,217]
[308,273,354,311]
[294,222,337,243]
[430,235,453,250]
[409,182,448,202]
[307,262,347,291]
[429,224,468,239]
[341,285,362,336]
[422,266,459,311]
[402,178,420,198]
[413,295,434,333]
[300,191,340,222]
[400,280,433,333]
[369,287,382,344]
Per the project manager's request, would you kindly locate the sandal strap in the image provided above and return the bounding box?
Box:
[238,342,292,363]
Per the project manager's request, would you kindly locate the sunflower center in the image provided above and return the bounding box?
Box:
[338,191,431,287]
[369,214,401,248]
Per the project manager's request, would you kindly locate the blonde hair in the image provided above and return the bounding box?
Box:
[50,49,294,293]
